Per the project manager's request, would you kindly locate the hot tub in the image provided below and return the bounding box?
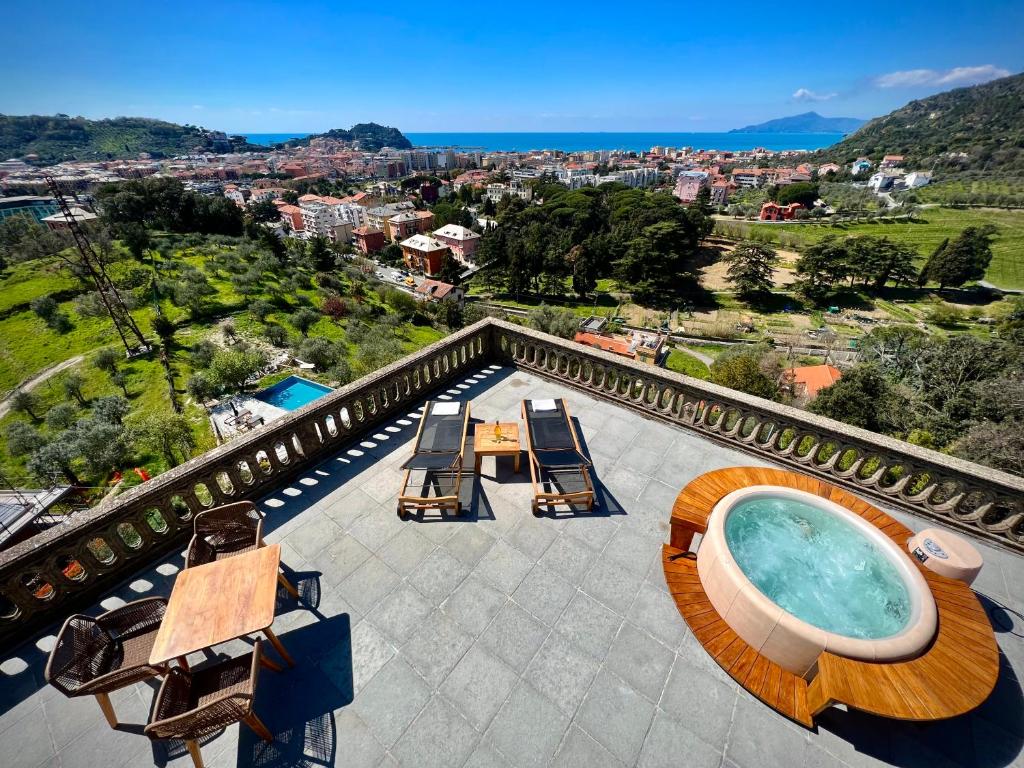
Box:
[697,486,937,678]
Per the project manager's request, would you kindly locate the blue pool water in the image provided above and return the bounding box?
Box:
[724,495,911,639]
[256,376,333,411]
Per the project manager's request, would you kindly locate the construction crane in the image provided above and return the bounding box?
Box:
[45,175,149,354]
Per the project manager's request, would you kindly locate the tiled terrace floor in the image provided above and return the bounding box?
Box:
[2,366,1023,768]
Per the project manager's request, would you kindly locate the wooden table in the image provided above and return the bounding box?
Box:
[473,422,521,474]
[150,544,294,668]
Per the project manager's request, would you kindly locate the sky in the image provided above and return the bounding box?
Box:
[1,0,1021,133]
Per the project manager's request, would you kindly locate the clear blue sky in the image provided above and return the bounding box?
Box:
[1,0,1020,133]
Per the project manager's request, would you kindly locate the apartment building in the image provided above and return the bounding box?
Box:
[433,224,481,265]
[400,234,451,275]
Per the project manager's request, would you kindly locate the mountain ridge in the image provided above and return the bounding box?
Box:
[731,111,865,134]
[0,114,262,164]
[814,72,1024,173]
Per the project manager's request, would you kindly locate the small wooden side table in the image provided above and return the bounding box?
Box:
[474,422,521,474]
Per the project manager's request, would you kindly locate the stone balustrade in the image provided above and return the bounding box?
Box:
[1,317,1021,649]
[0,323,490,648]
[490,320,1024,551]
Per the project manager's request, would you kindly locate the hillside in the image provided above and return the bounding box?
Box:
[731,111,864,134]
[0,115,262,164]
[280,122,412,150]
[816,72,1024,173]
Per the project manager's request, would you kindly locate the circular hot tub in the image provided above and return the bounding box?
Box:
[697,485,937,678]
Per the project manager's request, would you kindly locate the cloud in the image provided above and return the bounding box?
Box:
[792,88,836,102]
[875,65,1010,89]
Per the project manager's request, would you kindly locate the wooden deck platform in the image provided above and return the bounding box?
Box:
[664,466,1000,727]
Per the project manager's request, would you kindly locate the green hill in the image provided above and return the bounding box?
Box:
[816,72,1024,174]
[280,122,412,151]
[0,115,261,164]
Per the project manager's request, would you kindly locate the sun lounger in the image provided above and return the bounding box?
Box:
[397,400,470,519]
[521,398,594,515]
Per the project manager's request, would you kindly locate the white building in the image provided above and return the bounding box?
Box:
[904,171,932,188]
[485,181,533,203]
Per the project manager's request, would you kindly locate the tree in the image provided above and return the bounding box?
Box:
[263,323,288,346]
[206,349,267,392]
[775,182,819,210]
[437,253,463,286]
[0,215,67,267]
[46,403,79,430]
[289,307,320,336]
[30,296,58,322]
[808,365,894,432]
[794,236,850,301]
[173,269,217,318]
[111,370,130,397]
[295,337,341,370]
[93,395,131,426]
[616,221,700,301]
[250,299,275,322]
[352,327,403,376]
[61,371,87,406]
[248,198,280,223]
[709,354,779,400]
[130,412,196,467]
[848,236,917,290]
[70,418,130,475]
[526,305,579,339]
[28,442,80,485]
[953,420,1024,476]
[322,295,348,321]
[94,347,121,375]
[9,389,39,420]
[308,236,334,271]
[119,223,151,261]
[4,421,45,457]
[379,242,404,267]
[921,226,997,288]
[568,241,598,298]
[328,359,353,385]
[725,241,778,298]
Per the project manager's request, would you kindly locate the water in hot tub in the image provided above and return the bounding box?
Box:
[724,495,911,639]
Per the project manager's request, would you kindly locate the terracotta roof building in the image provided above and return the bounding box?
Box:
[787,364,842,402]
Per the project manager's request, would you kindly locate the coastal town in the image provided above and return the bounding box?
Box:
[1,1,1023,766]
[1,132,934,284]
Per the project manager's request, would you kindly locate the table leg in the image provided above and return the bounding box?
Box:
[278,572,299,599]
[474,455,482,474]
[514,452,520,473]
[176,655,191,671]
[264,627,295,667]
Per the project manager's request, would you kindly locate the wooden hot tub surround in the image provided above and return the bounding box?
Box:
[664,466,1000,727]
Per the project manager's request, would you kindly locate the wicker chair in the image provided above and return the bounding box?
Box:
[145,640,277,768]
[186,502,298,598]
[45,597,170,727]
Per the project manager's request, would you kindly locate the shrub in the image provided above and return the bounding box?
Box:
[295,337,341,370]
[46,403,79,430]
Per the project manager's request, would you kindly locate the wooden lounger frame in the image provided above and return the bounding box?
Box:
[664,466,999,727]
[397,402,471,519]
[521,400,595,516]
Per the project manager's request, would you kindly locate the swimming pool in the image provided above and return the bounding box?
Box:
[255,376,333,411]
[697,486,936,677]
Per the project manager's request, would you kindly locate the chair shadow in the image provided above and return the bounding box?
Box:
[535,416,626,520]
[151,613,353,768]
[257,366,515,541]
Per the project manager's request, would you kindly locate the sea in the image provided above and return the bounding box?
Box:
[243,131,843,153]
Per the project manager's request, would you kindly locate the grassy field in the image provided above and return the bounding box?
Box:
[664,349,710,379]
[0,240,449,497]
[725,207,1024,290]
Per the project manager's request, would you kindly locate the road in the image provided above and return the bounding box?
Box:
[0,354,85,419]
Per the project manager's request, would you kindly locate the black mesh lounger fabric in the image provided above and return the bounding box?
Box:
[525,400,589,467]
[402,401,466,470]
